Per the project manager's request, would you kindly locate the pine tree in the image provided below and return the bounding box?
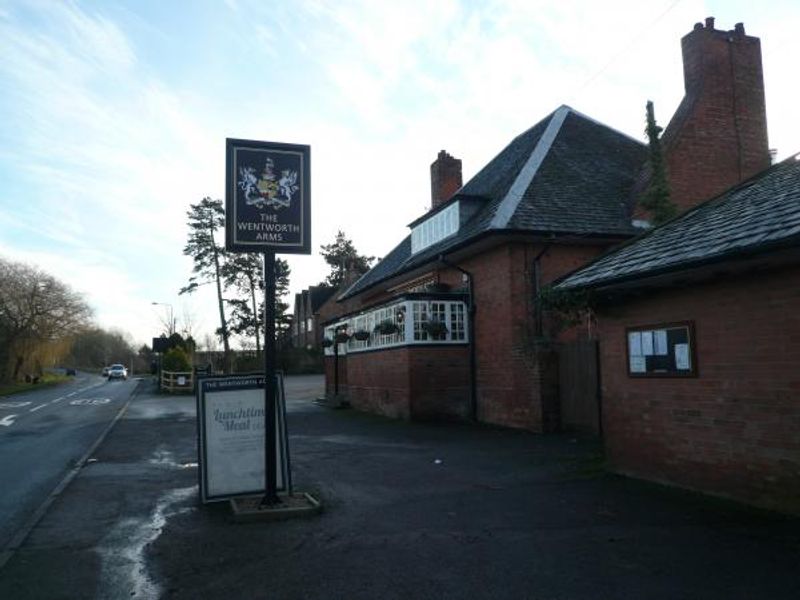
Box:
[319,230,374,288]
[641,100,677,225]
[222,254,291,355]
[179,197,231,371]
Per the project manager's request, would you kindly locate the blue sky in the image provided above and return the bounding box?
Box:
[1,0,798,347]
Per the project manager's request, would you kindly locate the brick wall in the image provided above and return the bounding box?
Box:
[462,241,610,431]
[597,263,800,514]
[324,238,617,432]
[340,345,469,421]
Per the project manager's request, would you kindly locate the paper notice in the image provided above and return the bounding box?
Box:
[674,343,690,370]
[628,331,642,356]
[629,355,646,373]
[654,330,668,355]
[641,331,654,356]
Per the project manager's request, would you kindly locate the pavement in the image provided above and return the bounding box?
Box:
[0,374,799,599]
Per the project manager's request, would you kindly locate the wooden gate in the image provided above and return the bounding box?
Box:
[557,338,601,434]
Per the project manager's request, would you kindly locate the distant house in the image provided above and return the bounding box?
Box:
[322,18,774,436]
[291,285,336,349]
[556,155,800,514]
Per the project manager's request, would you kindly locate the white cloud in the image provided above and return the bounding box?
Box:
[1,0,798,348]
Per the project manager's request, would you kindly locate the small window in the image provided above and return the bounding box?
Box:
[626,322,696,377]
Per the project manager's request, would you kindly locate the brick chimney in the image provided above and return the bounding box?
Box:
[661,17,770,213]
[430,150,462,210]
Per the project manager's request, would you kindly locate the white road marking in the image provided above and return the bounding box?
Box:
[0,401,32,409]
[66,392,77,397]
[29,403,48,413]
[51,397,65,404]
[69,398,111,406]
[0,415,17,427]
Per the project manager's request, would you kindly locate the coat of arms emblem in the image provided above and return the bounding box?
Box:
[238,158,299,210]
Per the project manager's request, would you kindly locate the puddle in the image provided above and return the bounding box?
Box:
[148,449,198,470]
[132,401,195,421]
[95,486,196,599]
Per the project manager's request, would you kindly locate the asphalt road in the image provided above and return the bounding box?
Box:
[1,375,798,599]
[0,372,138,552]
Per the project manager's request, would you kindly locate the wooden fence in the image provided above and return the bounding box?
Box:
[160,370,194,394]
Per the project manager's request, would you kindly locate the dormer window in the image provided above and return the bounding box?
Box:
[411,201,459,254]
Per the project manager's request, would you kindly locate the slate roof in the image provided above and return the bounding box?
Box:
[556,155,800,291]
[310,285,336,312]
[340,105,648,300]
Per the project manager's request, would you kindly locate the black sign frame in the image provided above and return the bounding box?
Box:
[225,138,311,254]
[196,372,291,503]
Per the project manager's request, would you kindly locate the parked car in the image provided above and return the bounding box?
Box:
[65,368,77,376]
[107,364,128,381]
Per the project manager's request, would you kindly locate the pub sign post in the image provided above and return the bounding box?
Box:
[225,138,311,505]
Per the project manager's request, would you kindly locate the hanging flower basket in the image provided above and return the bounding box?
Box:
[353,330,371,341]
[422,320,448,337]
[321,337,334,348]
[334,332,351,344]
[374,320,399,336]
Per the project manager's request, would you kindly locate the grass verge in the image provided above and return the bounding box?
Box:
[0,373,71,397]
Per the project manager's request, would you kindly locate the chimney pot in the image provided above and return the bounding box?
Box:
[734,22,745,35]
[693,22,703,31]
[705,16,715,29]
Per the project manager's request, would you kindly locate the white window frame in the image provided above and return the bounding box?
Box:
[324,299,469,355]
[410,202,460,254]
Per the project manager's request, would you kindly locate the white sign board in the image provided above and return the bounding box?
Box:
[197,374,290,503]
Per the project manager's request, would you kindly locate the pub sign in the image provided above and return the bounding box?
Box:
[225,138,311,254]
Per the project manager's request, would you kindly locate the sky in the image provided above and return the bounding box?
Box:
[1,0,798,348]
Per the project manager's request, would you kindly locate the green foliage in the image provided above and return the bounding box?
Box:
[373,320,399,335]
[222,255,292,352]
[422,320,448,338]
[276,346,324,375]
[319,230,374,288]
[537,286,594,330]
[162,347,191,372]
[181,197,231,367]
[641,101,677,225]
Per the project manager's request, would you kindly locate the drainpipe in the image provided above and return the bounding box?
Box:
[532,244,551,337]
[438,254,477,422]
[333,338,339,397]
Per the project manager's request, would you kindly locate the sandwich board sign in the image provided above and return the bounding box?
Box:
[225,138,311,254]
[197,373,291,503]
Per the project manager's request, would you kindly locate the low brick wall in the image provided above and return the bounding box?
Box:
[327,345,470,422]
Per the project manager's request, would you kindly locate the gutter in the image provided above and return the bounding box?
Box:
[438,254,478,422]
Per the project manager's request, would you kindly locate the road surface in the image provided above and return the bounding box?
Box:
[0,372,138,552]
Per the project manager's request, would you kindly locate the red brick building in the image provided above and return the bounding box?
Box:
[556,156,800,514]
[324,105,647,429]
[323,18,775,436]
[291,285,336,349]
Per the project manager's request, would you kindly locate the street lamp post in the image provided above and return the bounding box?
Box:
[151,301,176,336]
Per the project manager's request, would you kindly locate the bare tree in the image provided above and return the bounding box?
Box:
[179,304,199,340]
[0,257,92,381]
